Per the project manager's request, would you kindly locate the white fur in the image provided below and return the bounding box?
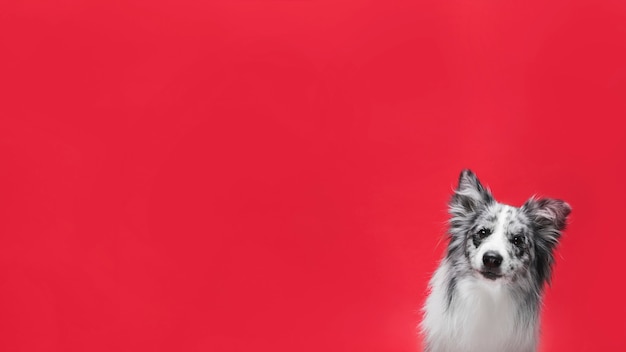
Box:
[472,206,513,275]
[421,261,538,352]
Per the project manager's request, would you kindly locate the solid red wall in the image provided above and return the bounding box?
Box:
[1,0,625,351]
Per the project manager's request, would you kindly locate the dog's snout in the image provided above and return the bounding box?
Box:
[482,251,503,269]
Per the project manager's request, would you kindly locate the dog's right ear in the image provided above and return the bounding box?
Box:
[449,169,493,217]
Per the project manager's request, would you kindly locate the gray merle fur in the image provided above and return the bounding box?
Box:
[421,169,571,352]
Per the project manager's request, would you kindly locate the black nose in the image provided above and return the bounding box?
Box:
[483,251,503,268]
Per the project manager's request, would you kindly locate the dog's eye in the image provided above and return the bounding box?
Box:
[477,228,490,239]
[512,235,525,247]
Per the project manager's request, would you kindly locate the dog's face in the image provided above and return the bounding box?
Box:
[465,203,533,281]
[447,170,571,285]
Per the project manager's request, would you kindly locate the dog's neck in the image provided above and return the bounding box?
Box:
[422,261,539,352]
[455,275,536,348]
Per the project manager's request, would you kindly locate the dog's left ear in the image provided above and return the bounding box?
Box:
[523,198,571,230]
[523,198,571,283]
[523,198,571,243]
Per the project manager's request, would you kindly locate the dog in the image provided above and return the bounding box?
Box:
[420,170,571,352]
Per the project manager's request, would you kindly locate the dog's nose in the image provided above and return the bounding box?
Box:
[483,251,503,268]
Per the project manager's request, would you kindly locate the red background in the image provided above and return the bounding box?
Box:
[1,0,625,351]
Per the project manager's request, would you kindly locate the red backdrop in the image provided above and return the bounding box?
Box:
[1,0,625,351]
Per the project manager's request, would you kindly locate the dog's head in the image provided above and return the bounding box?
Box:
[447,170,571,284]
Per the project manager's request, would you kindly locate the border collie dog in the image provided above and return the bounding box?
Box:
[421,170,571,352]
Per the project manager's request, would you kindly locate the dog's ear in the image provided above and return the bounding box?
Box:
[522,197,571,284]
[523,198,571,243]
[449,169,493,217]
[523,198,571,232]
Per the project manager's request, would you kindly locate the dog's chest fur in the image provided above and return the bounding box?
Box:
[421,262,537,352]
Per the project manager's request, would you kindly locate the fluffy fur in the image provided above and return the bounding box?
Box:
[420,170,571,352]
